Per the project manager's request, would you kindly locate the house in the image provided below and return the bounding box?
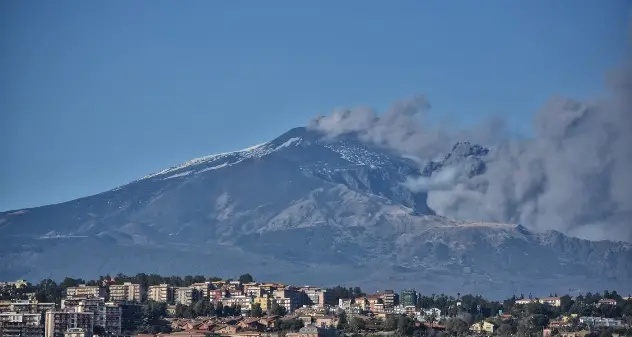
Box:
[515,297,561,307]
[216,325,240,334]
[470,321,497,334]
[314,316,336,329]
[515,298,534,305]
[538,297,561,307]
[597,299,617,306]
[258,316,279,329]
[298,316,313,326]
[237,318,265,331]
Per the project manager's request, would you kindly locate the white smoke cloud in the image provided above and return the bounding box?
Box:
[309,61,632,243]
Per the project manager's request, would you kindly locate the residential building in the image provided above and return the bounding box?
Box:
[400,290,417,307]
[8,301,55,314]
[377,290,399,308]
[338,299,352,311]
[244,283,263,298]
[314,316,336,329]
[65,285,105,299]
[101,304,122,335]
[148,284,173,303]
[254,297,271,311]
[221,295,253,310]
[63,328,91,337]
[44,311,94,337]
[470,321,497,334]
[274,298,291,311]
[0,280,29,289]
[62,298,121,335]
[579,317,624,328]
[273,289,305,311]
[174,287,198,306]
[301,287,333,308]
[367,295,382,312]
[515,297,561,307]
[0,312,44,337]
[515,298,534,305]
[209,290,225,303]
[227,281,243,292]
[538,297,561,307]
[108,282,144,303]
[597,299,617,306]
[190,282,213,298]
[119,303,143,334]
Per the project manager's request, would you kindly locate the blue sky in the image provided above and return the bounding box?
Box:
[1,0,629,211]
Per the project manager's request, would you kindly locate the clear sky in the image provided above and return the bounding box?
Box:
[1,0,629,211]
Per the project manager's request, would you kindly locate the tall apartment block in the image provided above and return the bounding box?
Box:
[108,283,144,303]
[147,284,173,303]
[119,303,143,334]
[273,289,305,312]
[61,298,121,335]
[65,285,106,299]
[190,282,213,298]
[399,289,417,307]
[0,312,44,337]
[377,290,399,308]
[174,287,198,306]
[300,287,334,308]
[44,312,94,337]
[2,300,55,314]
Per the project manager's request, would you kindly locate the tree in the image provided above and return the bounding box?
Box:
[238,273,254,283]
[445,318,469,337]
[348,317,366,332]
[251,303,264,318]
[384,315,398,331]
[396,315,416,336]
[337,312,348,330]
[279,318,304,331]
[497,323,514,337]
[269,302,287,316]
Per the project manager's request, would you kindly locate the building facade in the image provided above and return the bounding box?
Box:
[0,312,44,337]
[400,290,417,307]
[174,287,198,306]
[148,284,173,303]
[44,312,94,337]
[65,286,106,299]
[108,283,144,303]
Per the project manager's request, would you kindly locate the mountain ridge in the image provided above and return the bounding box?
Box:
[1,126,630,297]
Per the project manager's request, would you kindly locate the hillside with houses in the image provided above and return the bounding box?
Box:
[1,274,632,337]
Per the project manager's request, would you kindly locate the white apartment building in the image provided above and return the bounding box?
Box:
[190,282,213,298]
[148,284,173,303]
[0,312,44,337]
[174,287,197,306]
[108,283,144,302]
[45,311,94,337]
[65,285,106,299]
[220,295,253,310]
[62,298,121,335]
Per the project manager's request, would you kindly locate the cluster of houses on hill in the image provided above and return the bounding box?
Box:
[1,278,631,337]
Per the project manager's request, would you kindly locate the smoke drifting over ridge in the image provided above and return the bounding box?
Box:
[309,62,632,243]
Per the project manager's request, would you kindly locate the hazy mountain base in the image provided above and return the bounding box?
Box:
[1,235,627,299]
[1,127,631,298]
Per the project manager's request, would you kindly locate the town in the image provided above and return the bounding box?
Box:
[1,275,631,337]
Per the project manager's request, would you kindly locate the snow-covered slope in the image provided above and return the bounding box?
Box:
[0,127,630,296]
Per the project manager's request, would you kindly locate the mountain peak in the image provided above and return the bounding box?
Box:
[423,141,489,177]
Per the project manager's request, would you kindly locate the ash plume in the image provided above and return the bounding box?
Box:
[309,62,632,242]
